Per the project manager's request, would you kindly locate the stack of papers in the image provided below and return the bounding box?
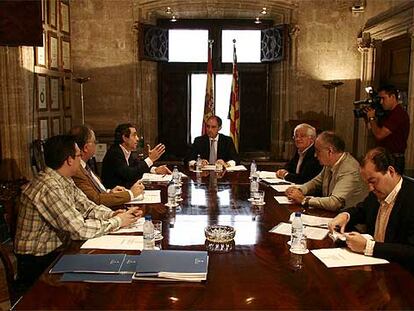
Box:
[201,165,216,171]
[126,190,161,204]
[269,222,329,240]
[271,184,295,192]
[274,196,295,204]
[311,248,389,268]
[80,235,144,250]
[226,165,247,172]
[288,213,332,228]
[258,171,277,179]
[262,178,290,184]
[133,250,208,282]
[141,173,172,182]
[111,217,145,234]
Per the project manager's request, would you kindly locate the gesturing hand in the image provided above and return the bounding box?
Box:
[148,143,166,162]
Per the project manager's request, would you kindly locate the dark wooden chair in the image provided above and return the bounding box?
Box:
[31,139,46,175]
[0,179,28,306]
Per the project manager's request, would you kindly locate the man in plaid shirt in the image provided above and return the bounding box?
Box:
[14,135,142,291]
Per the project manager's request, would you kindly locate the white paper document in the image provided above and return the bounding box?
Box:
[289,213,332,228]
[111,218,145,234]
[269,222,329,240]
[262,178,290,184]
[311,248,389,268]
[141,173,172,182]
[81,235,144,250]
[201,165,216,171]
[274,196,295,204]
[258,171,277,179]
[126,190,161,204]
[271,184,295,192]
[225,165,247,172]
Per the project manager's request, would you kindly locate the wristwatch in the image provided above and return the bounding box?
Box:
[301,197,311,208]
[368,116,376,122]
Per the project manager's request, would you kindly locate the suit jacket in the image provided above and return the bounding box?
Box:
[284,145,322,184]
[344,177,414,272]
[300,152,368,211]
[185,133,240,164]
[101,145,150,189]
[72,166,130,209]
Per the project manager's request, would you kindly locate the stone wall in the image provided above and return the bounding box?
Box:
[70,0,410,161]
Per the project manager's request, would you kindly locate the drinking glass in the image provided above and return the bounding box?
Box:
[153,220,163,240]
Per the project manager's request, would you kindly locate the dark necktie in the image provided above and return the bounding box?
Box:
[85,165,106,193]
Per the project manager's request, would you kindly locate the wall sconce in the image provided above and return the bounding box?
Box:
[254,17,262,24]
[165,7,172,14]
[171,15,177,22]
[261,7,267,15]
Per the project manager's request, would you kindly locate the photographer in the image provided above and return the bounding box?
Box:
[365,85,409,173]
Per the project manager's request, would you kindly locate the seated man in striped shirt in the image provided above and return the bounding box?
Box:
[14,135,142,292]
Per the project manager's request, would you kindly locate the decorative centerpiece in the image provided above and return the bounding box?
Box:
[204,225,235,243]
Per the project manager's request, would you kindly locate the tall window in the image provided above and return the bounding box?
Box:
[190,74,232,142]
[168,30,208,62]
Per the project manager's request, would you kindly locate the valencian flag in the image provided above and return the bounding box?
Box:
[228,39,240,151]
[202,40,215,135]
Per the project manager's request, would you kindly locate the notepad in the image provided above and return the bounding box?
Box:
[111,217,145,234]
[288,213,332,228]
[80,235,144,250]
[271,184,295,192]
[141,173,172,182]
[311,248,389,268]
[225,165,247,172]
[269,222,329,240]
[126,190,161,204]
[274,196,295,204]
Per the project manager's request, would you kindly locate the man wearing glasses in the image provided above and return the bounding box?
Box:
[276,123,322,184]
[70,125,145,209]
[14,135,142,292]
[286,131,368,211]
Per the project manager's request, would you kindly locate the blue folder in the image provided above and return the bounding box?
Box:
[50,254,139,274]
[135,250,209,274]
[61,273,133,283]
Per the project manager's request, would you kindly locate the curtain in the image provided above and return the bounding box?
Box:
[0,46,32,180]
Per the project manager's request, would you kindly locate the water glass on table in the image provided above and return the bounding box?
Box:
[153,220,163,240]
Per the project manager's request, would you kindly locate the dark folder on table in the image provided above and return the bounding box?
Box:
[50,254,139,274]
[133,250,209,282]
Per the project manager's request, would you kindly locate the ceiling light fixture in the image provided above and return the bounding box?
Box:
[165,7,172,14]
[254,17,262,24]
[261,7,267,15]
[171,15,177,22]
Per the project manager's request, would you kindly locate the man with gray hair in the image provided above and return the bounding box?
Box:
[276,123,322,184]
[286,131,368,211]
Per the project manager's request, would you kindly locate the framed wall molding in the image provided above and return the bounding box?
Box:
[48,0,57,29]
[36,74,48,111]
[52,116,61,136]
[41,0,46,23]
[48,32,59,70]
[60,2,70,34]
[61,37,71,71]
[49,77,60,110]
[35,33,46,67]
[38,117,49,140]
[64,116,72,132]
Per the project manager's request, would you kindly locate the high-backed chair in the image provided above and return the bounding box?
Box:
[31,139,46,175]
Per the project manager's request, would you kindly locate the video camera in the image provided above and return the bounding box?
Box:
[353,86,385,118]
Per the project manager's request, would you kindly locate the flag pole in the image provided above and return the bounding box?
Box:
[202,39,215,135]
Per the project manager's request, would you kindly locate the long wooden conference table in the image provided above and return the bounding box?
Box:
[15,169,414,309]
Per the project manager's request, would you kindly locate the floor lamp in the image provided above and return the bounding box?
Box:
[73,77,91,125]
[322,81,344,131]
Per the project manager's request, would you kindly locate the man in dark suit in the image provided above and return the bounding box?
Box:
[186,115,239,168]
[70,125,144,209]
[328,147,414,272]
[101,123,171,189]
[276,123,322,184]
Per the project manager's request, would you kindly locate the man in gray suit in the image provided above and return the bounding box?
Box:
[286,131,368,211]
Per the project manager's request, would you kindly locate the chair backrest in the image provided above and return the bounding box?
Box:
[31,139,46,175]
[0,242,18,305]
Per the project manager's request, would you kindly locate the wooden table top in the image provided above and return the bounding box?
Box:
[15,169,414,310]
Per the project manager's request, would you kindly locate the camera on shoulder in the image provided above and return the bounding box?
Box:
[353,86,386,119]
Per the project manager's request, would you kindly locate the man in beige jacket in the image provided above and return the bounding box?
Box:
[286,131,368,211]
